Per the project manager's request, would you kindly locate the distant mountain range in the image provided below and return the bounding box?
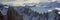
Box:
[0,2,60,20]
[39,1,60,8]
[0,1,60,14]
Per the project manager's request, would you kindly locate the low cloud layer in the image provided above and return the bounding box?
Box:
[1,0,40,4]
[0,0,60,6]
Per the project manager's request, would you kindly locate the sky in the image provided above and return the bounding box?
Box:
[0,0,60,6]
[0,0,40,5]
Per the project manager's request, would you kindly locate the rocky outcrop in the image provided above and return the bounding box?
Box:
[0,12,3,20]
[7,7,23,20]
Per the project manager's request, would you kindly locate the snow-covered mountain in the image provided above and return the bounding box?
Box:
[39,1,60,8]
[0,2,60,20]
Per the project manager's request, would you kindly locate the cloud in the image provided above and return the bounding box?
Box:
[1,0,40,6]
[1,0,60,6]
[25,0,40,3]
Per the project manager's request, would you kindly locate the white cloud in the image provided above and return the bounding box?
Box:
[2,0,40,6]
[52,0,57,2]
[25,0,40,3]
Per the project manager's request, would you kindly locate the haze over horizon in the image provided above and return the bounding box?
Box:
[0,0,60,6]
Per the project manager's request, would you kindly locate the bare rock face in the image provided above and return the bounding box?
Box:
[7,7,23,20]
